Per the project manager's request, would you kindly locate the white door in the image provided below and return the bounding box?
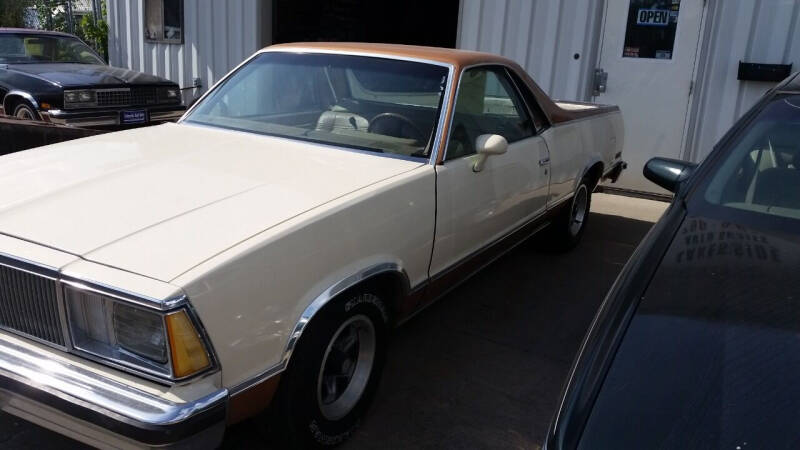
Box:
[594,0,705,193]
[430,66,550,277]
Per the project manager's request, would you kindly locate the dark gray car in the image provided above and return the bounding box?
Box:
[546,72,800,449]
[0,28,184,128]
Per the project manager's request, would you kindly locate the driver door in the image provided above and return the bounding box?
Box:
[429,66,550,288]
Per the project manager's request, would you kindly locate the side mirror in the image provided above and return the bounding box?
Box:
[643,157,697,193]
[473,134,508,172]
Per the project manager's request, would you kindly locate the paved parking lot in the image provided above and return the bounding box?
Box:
[0,193,667,449]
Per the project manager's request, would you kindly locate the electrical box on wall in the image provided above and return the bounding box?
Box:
[737,62,793,82]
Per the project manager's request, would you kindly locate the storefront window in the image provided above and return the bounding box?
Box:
[622,0,680,59]
[145,0,183,44]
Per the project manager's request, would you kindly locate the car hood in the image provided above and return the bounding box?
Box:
[5,63,173,87]
[0,123,424,281]
[643,213,800,324]
[574,213,800,447]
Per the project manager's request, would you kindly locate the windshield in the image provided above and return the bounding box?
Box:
[701,94,800,221]
[0,33,104,64]
[184,52,449,159]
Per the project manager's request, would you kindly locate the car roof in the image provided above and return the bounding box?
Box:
[0,28,76,38]
[782,71,800,93]
[266,42,514,68]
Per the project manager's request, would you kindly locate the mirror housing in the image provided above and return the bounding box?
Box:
[473,134,508,172]
[643,157,697,193]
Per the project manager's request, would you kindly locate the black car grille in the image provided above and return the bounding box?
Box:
[0,264,64,347]
[96,87,158,107]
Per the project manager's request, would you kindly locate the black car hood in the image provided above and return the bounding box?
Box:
[641,213,799,327]
[4,63,173,87]
[577,212,800,448]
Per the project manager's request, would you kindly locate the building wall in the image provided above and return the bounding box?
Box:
[456,0,605,101]
[107,0,270,103]
[459,0,800,168]
[685,0,800,163]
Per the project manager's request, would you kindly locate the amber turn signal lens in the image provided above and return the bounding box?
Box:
[166,310,210,378]
[40,103,51,109]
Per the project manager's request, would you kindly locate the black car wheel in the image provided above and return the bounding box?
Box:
[547,176,592,251]
[271,291,389,448]
[12,101,40,121]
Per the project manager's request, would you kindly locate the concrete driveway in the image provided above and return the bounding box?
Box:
[0,193,667,449]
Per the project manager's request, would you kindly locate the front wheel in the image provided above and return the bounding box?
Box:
[546,177,592,251]
[13,101,40,121]
[271,291,389,448]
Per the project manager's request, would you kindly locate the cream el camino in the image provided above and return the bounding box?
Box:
[0,43,624,448]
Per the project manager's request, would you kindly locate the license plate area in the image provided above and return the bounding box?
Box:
[120,110,148,124]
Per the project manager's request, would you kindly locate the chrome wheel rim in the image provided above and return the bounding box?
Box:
[317,314,376,421]
[15,107,34,120]
[569,185,588,236]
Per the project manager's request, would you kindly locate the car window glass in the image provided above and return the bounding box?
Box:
[702,95,800,221]
[212,63,322,117]
[0,34,103,64]
[506,69,549,131]
[445,67,534,160]
[347,69,442,108]
[185,52,449,159]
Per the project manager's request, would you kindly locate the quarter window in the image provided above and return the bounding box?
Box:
[446,67,535,160]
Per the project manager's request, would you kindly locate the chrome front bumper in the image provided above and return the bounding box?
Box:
[0,334,227,449]
[41,106,186,128]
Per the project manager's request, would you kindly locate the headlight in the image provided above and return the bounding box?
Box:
[64,285,211,380]
[63,89,96,108]
[159,86,181,103]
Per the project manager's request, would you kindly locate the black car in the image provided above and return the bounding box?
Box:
[0,28,184,127]
[546,72,800,449]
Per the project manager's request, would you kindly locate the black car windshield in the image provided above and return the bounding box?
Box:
[701,94,800,221]
[0,33,104,64]
[183,52,449,159]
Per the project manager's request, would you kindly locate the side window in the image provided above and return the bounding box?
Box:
[446,67,535,160]
[506,69,549,132]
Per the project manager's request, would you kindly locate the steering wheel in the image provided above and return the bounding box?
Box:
[367,113,426,143]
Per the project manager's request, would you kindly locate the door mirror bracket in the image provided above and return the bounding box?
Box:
[473,134,508,172]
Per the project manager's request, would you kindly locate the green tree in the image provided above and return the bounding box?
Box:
[0,0,33,28]
[79,8,107,60]
[30,0,108,61]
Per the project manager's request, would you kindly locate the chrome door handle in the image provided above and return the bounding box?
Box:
[539,157,550,166]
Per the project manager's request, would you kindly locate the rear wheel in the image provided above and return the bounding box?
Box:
[547,176,592,251]
[271,291,389,448]
[12,101,40,121]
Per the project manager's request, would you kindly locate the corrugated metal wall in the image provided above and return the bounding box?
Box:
[457,0,604,101]
[458,0,800,168]
[685,0,800,163]
[107,0,267,103]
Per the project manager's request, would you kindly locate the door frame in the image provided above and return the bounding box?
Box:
[592,0,712,164]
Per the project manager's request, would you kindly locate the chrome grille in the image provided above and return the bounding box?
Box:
[96,87,158,107]
[0,265,64,347]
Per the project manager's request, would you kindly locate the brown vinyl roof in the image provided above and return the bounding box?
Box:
[267,42,514,68]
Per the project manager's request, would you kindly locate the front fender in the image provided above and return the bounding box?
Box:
[174,166,436,390]
[3,89,40,112]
